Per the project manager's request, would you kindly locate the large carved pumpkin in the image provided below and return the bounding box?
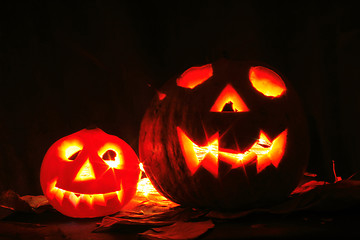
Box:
[139,59,309,210]
[40,128,140,218]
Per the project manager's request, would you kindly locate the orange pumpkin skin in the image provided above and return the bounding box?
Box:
[139,59,309,210]
[40,128,140,218]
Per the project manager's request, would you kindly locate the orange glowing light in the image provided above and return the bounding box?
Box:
[60,140,83,161]
[177,127,288,176]
[40,128,140,218]
[268,129,287,167]
[47,179,122,208]
[249,66,286,97]
[74,159,96,182]
[136,178,156,198]
[139,162,145,172]
[157,91,166,101]
[135,178,176,204]
[255,129,287,172]
[177,127,219,177]
[176,64,213,89]
[98,143,123,169]
[210,84,249,112]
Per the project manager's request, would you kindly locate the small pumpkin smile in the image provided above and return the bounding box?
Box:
[47,179,123,208]
[177,127,287,177]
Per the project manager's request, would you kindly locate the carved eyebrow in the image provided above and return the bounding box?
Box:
[249,66,286,97]
[176,64,213,89]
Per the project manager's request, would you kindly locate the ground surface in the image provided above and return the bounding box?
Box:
[1,207,360,239]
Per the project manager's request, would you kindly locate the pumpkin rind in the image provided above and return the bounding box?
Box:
[139,59,309,210]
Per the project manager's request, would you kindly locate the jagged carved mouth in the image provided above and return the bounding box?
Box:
[47,179,123,208]
[177,127,287,177]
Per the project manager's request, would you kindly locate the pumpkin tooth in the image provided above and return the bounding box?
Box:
[81,194,93,207]
[54,188,65,204]
[177,126,219,177]
[178,125,288,175]
[256,155,272,173]
[93,194,106,206]
[256,129,287,173]
[116,189,123,203]
[268,129,287,168]
[177,127,201,175]
[48,180,58,198]
[68,192,81,207]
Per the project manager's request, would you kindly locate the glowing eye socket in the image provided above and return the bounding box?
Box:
[249,66,286,97]
[68,149,81,160]
[61,141,83,161]
[98,144,123,169]
[176,64,213,89]
[102,150,116,160]
[103,150,121,169]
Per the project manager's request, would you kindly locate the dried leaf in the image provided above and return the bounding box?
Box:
[96,176,360,235]
[207,179,360,219]
[20,195,51,213]
[301,179,360,211]
[94,178,188,232]
[0,190,32,213]
[0,221,67,239]
[0,190,51,217]
[291,180,327,195]
[94,215,175,233]
[20,195,48,209]
[0,204,14,219]
[94,207,208,233]
[125,178,179,215]
[139,220,214,240]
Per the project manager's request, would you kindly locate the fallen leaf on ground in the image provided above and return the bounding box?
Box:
[139,220,214,240]
[0,204,14,219]
[0,190,51,218]
[0,221,66,239]
[124,178,179,215]
[0,190,32,215]
[94,207,208,233]
[207,179,360,219]
[20,195,51,213]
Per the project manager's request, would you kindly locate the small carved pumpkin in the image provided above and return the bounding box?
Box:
[40,128,140,218]
[139,59,309,210]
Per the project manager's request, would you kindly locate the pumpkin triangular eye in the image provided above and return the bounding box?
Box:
[249,66,286,97]
[210,84,249,112]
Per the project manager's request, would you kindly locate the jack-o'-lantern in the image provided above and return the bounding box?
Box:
[139,59,309,210]
[40,128,140,218]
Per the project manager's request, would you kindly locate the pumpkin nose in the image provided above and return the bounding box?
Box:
[74,159,96,182]
[210,84,249,112]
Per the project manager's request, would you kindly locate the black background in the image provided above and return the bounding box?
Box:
[0,1,359,195]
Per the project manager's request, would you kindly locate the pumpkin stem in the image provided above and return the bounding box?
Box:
[85,124,98,130]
